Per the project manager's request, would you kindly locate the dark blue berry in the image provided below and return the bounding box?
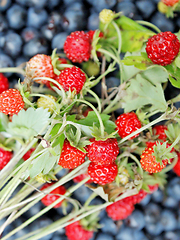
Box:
[100,215,119,235]
[116,2,137,19]
[96,232,114,240]
[160,209,177,231]
[136,0,156,19]
[167,177,180,201]
[88,0,116,12]
[125,210,145,231]
[0,53,14,77]
[21,27,40,42]
[51,32,68,52]
[150,12,175,32]
[151,188,164,203]
[4,31,23,58]
[27,7,48,29]
[6,4,26,30]
[0,13,8,32]
[0,0,11,11]
[87,12,100,30]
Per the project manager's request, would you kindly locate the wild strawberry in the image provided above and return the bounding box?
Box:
[0,73,9,94]
[22,148,35,161]
[37,94,56,113]
[99,9,115,24]
[0,148,13,170]
[106,199,135,221]
[54,66,86,94]
[140,147,168,173]
[146,31,180,66]
[152,125,168,140]
[87,138,119,165]
[88,162,118,185]
[148,184,159,193]
[58,58,68,64]
[0,89,24,116]
[58,139,86,169]
[65,220,93,240]
[87,30,104,42]
[115,112,141,139]
[64,31,91,63]
[173,152,180,176]
[40,182,66,208]
[73,172,93,184]
[82,107,93,117]
[161,0,179,6]
[26,54,56,84]
[123,189,148,205]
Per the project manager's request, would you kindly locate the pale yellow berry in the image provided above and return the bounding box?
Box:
[37,94,56,113]
[35,173,46,183]
[118,168,129,185]
[158,2,168,14]
[99,9,115,24]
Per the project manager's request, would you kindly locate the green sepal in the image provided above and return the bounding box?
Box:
[51,48,61,75]
[153,141,174,164]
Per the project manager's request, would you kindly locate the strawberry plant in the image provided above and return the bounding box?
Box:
[0,8,180,240]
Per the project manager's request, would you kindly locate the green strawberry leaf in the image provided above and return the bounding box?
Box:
[122,54,152,70]
[0,113,9,132]
[7,108,50,140]
[122,73,167,113]
[165,65,180,88]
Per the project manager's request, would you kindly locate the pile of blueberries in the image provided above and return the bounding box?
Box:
[0,0,180,239]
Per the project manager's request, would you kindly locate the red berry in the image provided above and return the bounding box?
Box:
[106,199,135,221]
[140,147,168,173]
[64,31,91,63]
[40,182,66,208]
[87,138,119,165]
[0,148,13,170]
[0,89,24,115]
[87,30,104,42]
[65,221,93,240]
[162,0,179,6]
[148,184,159,193]
[58,58,68,64]
[123,189,148,205]
[115,112,141,139]
[146,31,180,66]
[0,73,9,94]
[54,66,86,94]
[58,139,86,169]
[173,152,180,176]
[22,148,35,161]
[88,162,118,185]
[73,172,93,184]
[27,54,56,84]
[152,125,168,140]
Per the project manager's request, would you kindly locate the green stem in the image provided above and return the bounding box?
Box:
[75,99,105,138]
[0,67,25,76]
[84,192,98,207]
[112,21,122,55]
[85,88,102,113]
[98,48,120,65]
[161,134,180,158]
[161,154,178,174]
[136,20,161,33]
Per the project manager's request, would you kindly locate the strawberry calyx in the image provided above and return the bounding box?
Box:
[152,141,175,164]
[80,212,100,232]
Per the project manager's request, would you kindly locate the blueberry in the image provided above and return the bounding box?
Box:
[66,1,87,13]
[0,13,8,32]
[163,231,180,240]
[150,12,175,32]
[162,195,179,209]
[56,201,73,216]
[0,0,11,11]
[4,31,23,58]
[139,194,151,206]
[46,0,62,10]
[0,53,14,77]
[13,218,29,239]
[21,27,40,42]
[145,222,164,236]
[23,37,49,58]
[62,10,86,33]
[63,0,83,6]
[116,2,137,19]
[117,227,148,240]
[125,210,145,231]
[96,232,114,240]
[52,235,68,240]
[136,0,156,19]
[151,188,164,203]
[6,4,26,30]
[51,32,68,51]
[72,185,92,204]
[26,0,48,9]
[100,215,118,236]
[167,177,180,201]
[87,12,100,30]
[30,217,53,240]
[27,7,48,29]
[88,0,116,12]
[160,209,177,231]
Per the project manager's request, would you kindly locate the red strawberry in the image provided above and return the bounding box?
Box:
[87,138,119,165]
[0,148,13,170]
[148,184,159,193]
[73,172,93,184]
[40,182,66,208]
[0,73,9,94]
[152,125,168,140]
[58,139,86,169]
[88,162,118,185]
[27,54,56,84]
[161,0,179,6]
[22,148,35,161]
[54,66,86,94]
[83,107,93,117]
[140,146,168,173]
[0,89,24,115]
[106,199,135,221]
[115,112,141,139]
[146,31,180,66]
[58,58,68,64]
[173,152,180,176]
[123,189,148,205]
[64,31,91,63]
[65,220,93,240]
[87,30,104,42]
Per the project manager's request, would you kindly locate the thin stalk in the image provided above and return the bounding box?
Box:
[0,67,25,76]
[85,88,102,113]
[136,20,161,33]
[112,21,122,55]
